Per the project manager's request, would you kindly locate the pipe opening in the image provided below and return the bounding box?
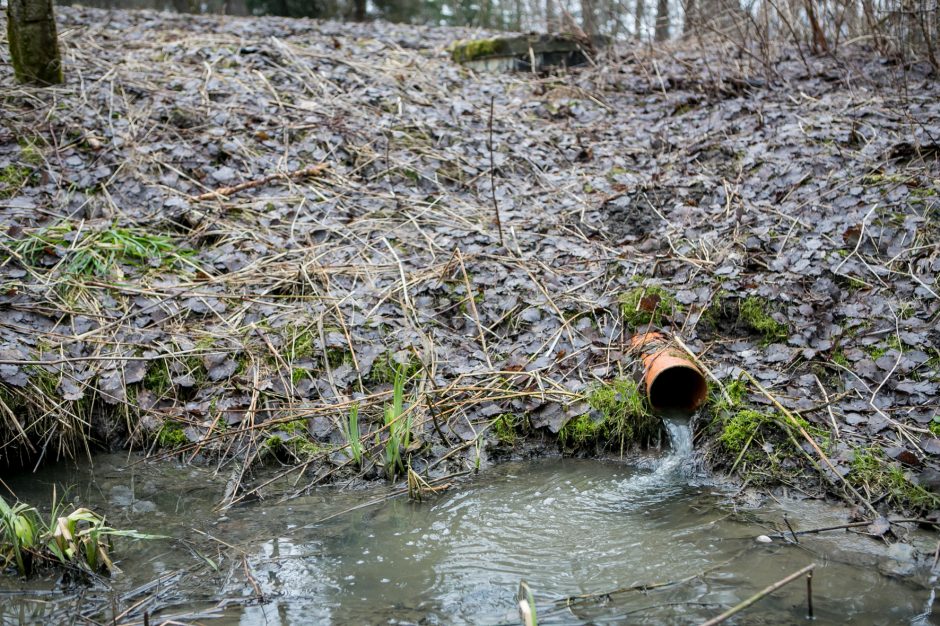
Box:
[648,365,708,414]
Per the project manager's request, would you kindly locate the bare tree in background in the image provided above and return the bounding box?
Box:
[580,0,598,34]
[683,0,744,36]
[803,0,829,51]
[683,0,695,33]
[6,0,63,84]
[635,0,645,37]
[655,0,670,39]
[545,0,558,31]
[353,0,366,20]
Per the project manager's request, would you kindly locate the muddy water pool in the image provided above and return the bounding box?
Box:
[2,424,936,624]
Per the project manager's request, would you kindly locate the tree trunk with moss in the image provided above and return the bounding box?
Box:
[6,0,63,85]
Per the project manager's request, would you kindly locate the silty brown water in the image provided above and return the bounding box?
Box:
[2,421,935,624]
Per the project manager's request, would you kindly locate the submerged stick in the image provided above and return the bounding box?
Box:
[307,470,469,526]
[766,517,938,539]
[559,550,745,608]
[806,570,814,619]
[766,520,870,538]
[698,563,816,626]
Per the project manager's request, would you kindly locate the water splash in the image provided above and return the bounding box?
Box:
[664,415,693,451]
[603,416,695,506]
[662,416,693,470]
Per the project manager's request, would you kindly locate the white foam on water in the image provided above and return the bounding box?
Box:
[603,416,696,506]
[662,416,693,470]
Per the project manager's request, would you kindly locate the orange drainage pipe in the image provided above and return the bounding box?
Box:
[629,331,708,413]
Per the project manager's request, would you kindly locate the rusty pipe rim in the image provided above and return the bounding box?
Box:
[630,332,708,413]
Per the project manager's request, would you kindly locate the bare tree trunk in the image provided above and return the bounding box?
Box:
[171,0,196,13]
[223,0,248,15]
[803,0,829,51]
[684,0,743,35]
[6,0,63,85]
[655,0,670,39]
[580,0,597,35]
[545,0,557,31]
[480,0,492,28]
[635,0,645,37]
[683,0,697,33]
[860,0,883,51]
[352,0,366,21]
[597,0,614,36]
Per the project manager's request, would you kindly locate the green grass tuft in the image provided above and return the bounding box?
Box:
[11,224,192,278]
[383,366,412,480]
[343,403,363,466]
[1,492,162,578]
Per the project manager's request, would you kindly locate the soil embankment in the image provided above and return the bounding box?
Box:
[1,7,939,515]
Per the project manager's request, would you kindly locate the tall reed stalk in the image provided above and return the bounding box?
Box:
[344,403,363,467]
[384,367,412,480]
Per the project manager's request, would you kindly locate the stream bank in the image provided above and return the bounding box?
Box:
[1,7,939,523]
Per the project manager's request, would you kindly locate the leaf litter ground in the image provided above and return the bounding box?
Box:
[0,7,939,517]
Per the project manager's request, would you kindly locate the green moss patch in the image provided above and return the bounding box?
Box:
[619,284,682,329]
[369,352,421,385]
[143,360,173,397]
[560,378,662,452]
[850,449,940,512]
[719,409,771,453]
[0,164,36,199]
[156,422,187,448]
[262,420,329,462]
[929,419,940,438]
[450,38,506,63]
[701,376,839,492]
[280,323,317,361]
[492,413,520,445]
[738,296,788,344]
